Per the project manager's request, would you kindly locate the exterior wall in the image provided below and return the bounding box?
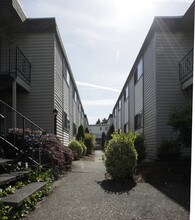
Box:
[88,124,108,145]
[135,76,143,115]
[0,1,87,148]
[155,31,194,146]
[143,34,157,159]
[54,37,64,141]
[129,75,135,131]
[15,32,54,132]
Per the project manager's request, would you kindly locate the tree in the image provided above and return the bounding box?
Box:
[96,118,101,124]
[85,127,89,133]
[76,125,85,141]
[101,118,108,124]
[101,132,106,148]
[106,124,115,142]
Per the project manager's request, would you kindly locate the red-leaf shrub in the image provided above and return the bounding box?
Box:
[41,133,73,169]
[6,129,73,171]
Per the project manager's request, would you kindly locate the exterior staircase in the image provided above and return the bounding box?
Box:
[0,158,46,207]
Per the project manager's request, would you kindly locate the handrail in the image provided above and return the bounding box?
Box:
[0,46,31,84]
[179,48,193,82]
[0,99,44,131]
[0,99,44,167]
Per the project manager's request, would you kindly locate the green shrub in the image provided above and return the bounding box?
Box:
[167,103,192,148]
[84,133,95,155]
[157,138,180,161]
[79,140,87,156]
[101,132,106,148]
[76,125,85,141]
[68,140,83,159]
[104,131,137,179]
[134,133,146,162]
[106,124,115,142]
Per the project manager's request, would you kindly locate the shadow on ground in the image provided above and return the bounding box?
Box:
[96,179,136,194]
[137,159,191,210]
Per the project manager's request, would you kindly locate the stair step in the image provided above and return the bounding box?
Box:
[0,159,14,165]
[0,181,47,207]
[0,170,31,186]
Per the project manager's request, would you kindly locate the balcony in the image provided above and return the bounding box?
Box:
[179,48,193,90]
[0,46,31,86]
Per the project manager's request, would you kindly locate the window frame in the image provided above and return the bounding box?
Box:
[134,58,143,85]
[134,112,143,130]
[63,111,70,131]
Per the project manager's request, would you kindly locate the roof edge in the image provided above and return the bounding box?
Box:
[12,0,27,22]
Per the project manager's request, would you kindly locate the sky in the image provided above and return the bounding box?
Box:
[19,0,193,124]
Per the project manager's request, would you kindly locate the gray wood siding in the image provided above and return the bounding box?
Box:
[124,99,128,124]
[54,39,63,142]
[129,75,135,131]
[156,31,193,146]
[143,34,157,159]
[14,33,54,132]
[135,76,143,115]
[69,80,74,141]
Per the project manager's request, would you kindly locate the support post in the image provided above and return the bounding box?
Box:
[12,79,17,128]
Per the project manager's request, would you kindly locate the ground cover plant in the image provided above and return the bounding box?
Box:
[0,168,53,220]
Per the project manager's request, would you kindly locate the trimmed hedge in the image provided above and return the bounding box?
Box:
[104,131,137,179]
[68,140,83,159]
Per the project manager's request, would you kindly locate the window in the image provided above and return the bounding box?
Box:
[66,69,70,85]
[118,100,121,110]
[73,123,77,136]
[124,123,128,133]
[73,90,77,102]
[134,112,143,130]
[114,108,117,117]
[78,104,81,112]
[63,111,70,130]
[100,127,102,131]
[134,59,143,84]
[124,86,129,100]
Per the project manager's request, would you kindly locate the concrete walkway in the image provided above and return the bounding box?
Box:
[24,151,189,220]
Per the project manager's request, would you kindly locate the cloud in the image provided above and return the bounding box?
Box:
[76,81,120,93]
[115,50,120,59]
[82,99,115,106]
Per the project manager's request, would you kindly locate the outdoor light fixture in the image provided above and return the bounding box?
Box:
[53,108,58,135]
[53,108,58,116]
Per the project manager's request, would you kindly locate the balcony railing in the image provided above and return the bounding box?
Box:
[0,46,31,85]
[179,48,193,83]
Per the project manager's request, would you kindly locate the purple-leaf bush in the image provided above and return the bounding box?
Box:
[6,128,73,171]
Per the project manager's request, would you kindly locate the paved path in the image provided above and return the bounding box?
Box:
[25,151,189,220]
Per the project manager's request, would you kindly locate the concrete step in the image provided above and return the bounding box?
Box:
[0,170,31,186]
[1,181,47,207]
[0,159,14,165]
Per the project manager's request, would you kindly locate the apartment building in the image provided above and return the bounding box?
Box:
[110,2,194,159]
[0,0,88,146]
[88,124,108,146]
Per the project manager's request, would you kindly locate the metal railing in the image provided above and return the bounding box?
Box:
[179,48,193,82]
[0,46,31,84]
[0,99,44,166]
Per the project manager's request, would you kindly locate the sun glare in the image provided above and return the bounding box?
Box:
[114,0,154,29]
